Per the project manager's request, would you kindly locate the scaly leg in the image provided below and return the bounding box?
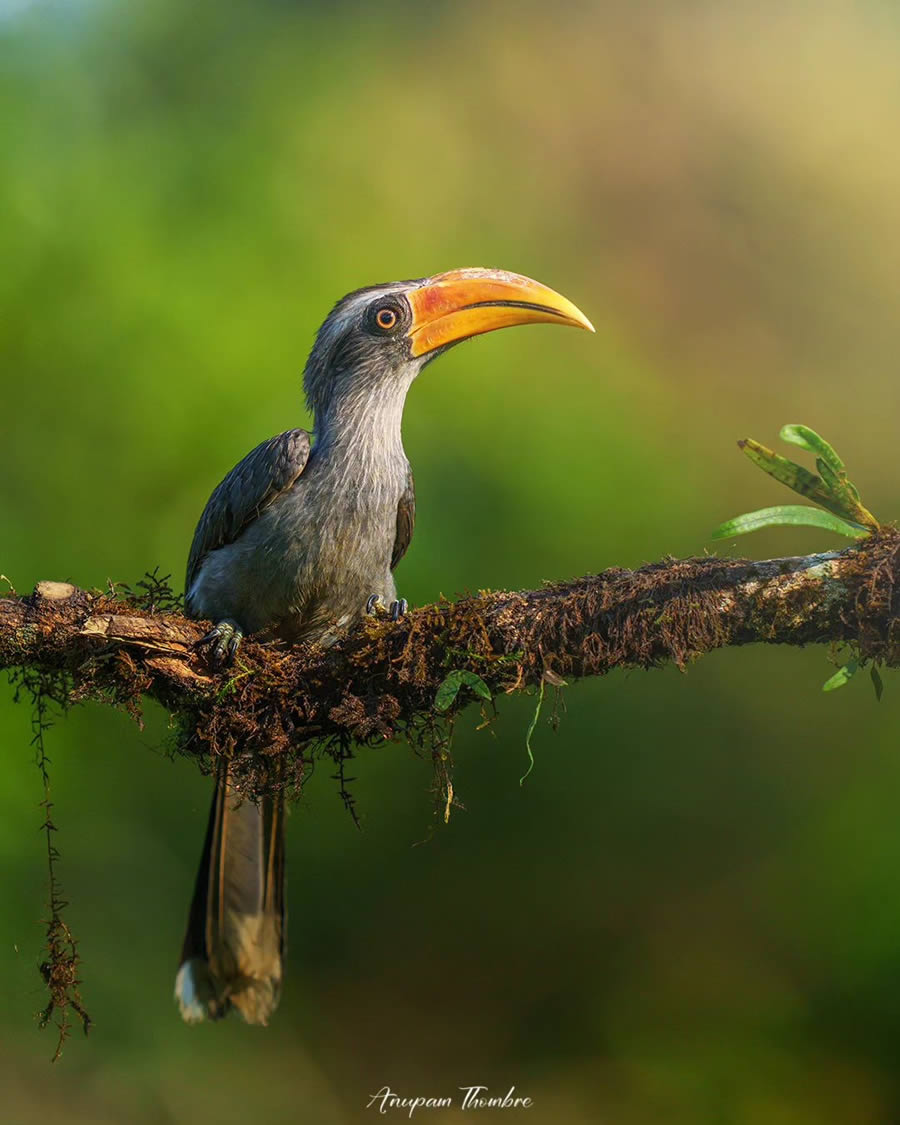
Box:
[197,618,244,666]
[366,595,409,621]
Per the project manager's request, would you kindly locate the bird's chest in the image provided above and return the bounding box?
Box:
[275,456,406,629]
[311,486,398,577]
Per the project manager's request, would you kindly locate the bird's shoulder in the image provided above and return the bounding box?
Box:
[186,428,311,591]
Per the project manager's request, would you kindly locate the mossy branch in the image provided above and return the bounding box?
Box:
[2,530,900,794]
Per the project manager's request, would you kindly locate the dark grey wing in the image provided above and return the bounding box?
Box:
[391,466,416,570]
[186,429,311,593]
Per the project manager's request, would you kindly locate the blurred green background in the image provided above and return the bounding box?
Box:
[3,0,900,1121]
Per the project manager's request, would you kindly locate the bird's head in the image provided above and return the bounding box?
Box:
[303,268,593,429]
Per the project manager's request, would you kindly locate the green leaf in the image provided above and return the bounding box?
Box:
[780,424,845,475]
[712,505,868,541]
[814,454,867,516]
[739,431,878,529]
[815,456,841,493]
[780,425,873,525]
[463,671,492,703]
[871,666,884,703]
[814,456,861,504]
[738,439,826,502]
[434,671,464,711]
[823,659,859,692]
[434,669,492,713]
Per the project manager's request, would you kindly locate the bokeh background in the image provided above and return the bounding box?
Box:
[3,0,900,1121]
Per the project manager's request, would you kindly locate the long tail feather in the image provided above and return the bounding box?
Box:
[175,761,285,1025]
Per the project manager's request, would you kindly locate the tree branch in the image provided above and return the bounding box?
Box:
[2,531,899,792]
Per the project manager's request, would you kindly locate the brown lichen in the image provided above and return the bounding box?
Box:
[2,530,899,801]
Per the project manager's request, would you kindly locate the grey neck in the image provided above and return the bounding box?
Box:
[313,381,410,471]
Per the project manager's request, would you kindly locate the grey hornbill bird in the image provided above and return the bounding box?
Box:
[175,267,593,1024]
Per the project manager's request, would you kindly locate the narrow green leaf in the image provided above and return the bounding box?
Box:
[823,659,859,692]
[815,457,842,494]
[434,669,492,712]
[780,424,845,474]
[812,457,861,504]
[712,505,868,541]
[738,439,825,501]
[780,424,873,524]
[814,456,867,517]
[740,433,878,528]
[871,666,884,703]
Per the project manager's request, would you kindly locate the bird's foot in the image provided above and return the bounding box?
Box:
[366,595,409,621]
[197,619,244,666]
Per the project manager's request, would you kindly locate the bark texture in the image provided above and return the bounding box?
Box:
[2,530,899,793]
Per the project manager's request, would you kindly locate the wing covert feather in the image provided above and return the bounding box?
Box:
[392,467,416,570]
[186,429,311,592]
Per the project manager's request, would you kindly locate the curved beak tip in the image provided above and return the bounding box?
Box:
[407,268,595,356]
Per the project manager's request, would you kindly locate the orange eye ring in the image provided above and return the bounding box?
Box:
[375,307,398,331]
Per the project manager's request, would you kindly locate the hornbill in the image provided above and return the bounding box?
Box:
[175,267,593,1024]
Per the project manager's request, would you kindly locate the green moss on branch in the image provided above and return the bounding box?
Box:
[2,530,899,795]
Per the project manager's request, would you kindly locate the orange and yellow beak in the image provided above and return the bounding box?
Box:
[406,268,594,357]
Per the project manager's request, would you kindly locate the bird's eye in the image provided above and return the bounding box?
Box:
[366,296,406,338]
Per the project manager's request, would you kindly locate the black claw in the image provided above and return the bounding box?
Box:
[367,595,407,620]
[197,620,243,667]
